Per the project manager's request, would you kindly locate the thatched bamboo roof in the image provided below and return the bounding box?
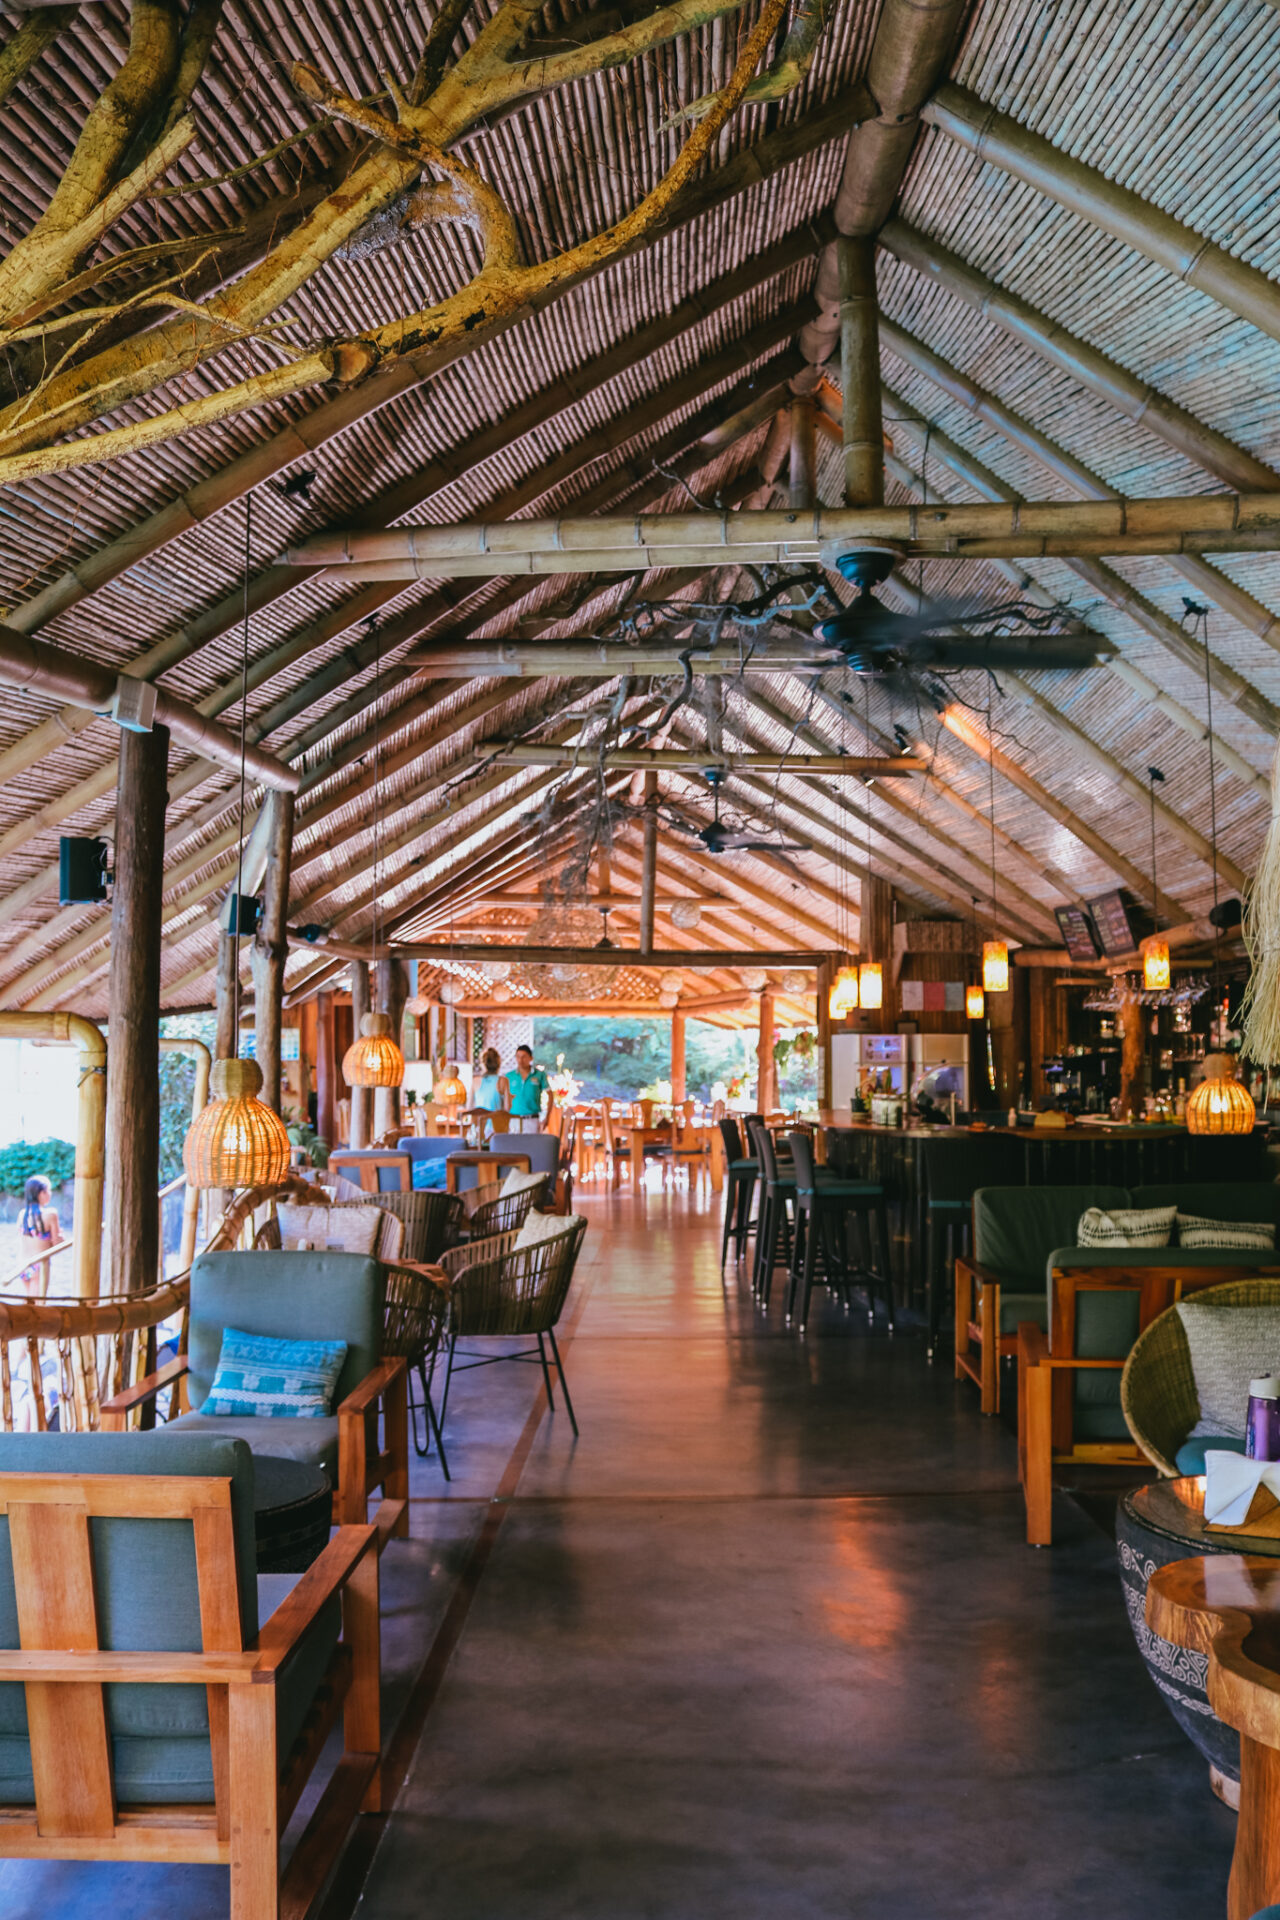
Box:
[0,0,1276,1023]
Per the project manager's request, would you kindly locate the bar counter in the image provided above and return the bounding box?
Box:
[820,1119,1270,1301]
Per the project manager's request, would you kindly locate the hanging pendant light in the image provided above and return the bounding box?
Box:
[829,964,860,1019]
[184,1058,291,1190]
[857,961,883,1010]
[1144,766,1170,992]
[343,1012,405,1087]
[1187,1052,1256,1135]
[983,708,1009,992]
[434,1063,467,1107]
[982,941,1009,995]
[966,982,985,1021]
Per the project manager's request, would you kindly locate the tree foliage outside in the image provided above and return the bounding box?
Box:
[0,1138,75,1197]
[158,1014,218,1186]
[529,1016,818,1107]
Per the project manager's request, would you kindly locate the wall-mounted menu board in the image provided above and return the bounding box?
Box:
[1088,889,1140,958]
[1055,904,1100,963]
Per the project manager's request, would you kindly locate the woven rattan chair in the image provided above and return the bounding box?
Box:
[438,1216,588,1435]
[336,1187,462,1262]
[1121,1277,1280,1476]
[459,1177,543,1242]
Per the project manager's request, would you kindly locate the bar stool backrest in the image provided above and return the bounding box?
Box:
[718,1116,744,1162]
[786,1129,818,1195]
[747,1117,782,1187]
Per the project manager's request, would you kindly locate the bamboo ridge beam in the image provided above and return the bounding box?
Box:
[389,946,820,968]
[287,498,1280,579]
[486,744,928,775]
[403,640,828,676]
[922,85,1280,347]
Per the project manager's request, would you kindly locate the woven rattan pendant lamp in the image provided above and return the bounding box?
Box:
[1143,767,1171,992]
[184,494,292,1189]
[340,628,405,1091]
[982,705,1009,994]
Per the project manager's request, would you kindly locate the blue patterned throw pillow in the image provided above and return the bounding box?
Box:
[205,1327,347,1419]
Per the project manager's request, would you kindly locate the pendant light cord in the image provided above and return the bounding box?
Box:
[232,490,252,1058]
[370,625,382,974]
[1148,767,1158,923]
[987,698,997,931]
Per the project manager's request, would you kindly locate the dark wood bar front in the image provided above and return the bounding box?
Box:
[821,1122,1271,1301]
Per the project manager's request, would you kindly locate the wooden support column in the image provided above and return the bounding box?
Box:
[670,1008,687,1104]
[214,934,237,1063]
[348,959,371,1149]
[639,772,658,957]
[839,237,884,507]
[249,789,294,1115]
[373,956,409,1139]
[315,991,337,1152]
[789,396,817,509]
[817,956,834,1111]
[105,724,169,1295]
[1119,991,1147,1120]
[757,986,777,1113]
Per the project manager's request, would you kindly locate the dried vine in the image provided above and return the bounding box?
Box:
[0,0,815,479]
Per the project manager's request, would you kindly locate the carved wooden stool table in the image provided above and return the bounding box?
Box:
[1148,1555,1280,1920]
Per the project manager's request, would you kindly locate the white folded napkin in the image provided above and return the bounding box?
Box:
[1204,1450,1280,1527]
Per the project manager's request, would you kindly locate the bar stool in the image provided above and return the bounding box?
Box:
[745,1117,795,1306]
[921,1135,1004,1363]
[785,1129,894,1334]
[717,1117,757,1272]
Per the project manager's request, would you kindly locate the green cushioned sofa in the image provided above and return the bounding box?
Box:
[0,1428,381,1904]
[956,1182,1280,1545]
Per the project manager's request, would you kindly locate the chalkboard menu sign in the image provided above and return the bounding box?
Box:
[1088,889,1140,958]
[1055,904,1099,963]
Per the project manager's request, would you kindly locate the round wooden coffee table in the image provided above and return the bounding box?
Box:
[1118,1475,1280,1802]
[252,1455,332,1573]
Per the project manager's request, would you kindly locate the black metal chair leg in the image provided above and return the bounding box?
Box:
[414,1359,451,1479]
[536,1331,557,1411]
[877,1198,896,1333]
[799,1202,821,1333]
[753,1191,772,1296]
[439,1329,458,1426]
[547,1328,578,1436]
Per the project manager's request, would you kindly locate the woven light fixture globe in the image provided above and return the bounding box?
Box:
[434,1065,467,1106]
[828,964,859,1020]
[1143,940,1171,992]
[342,1012,405,1087]
[1186,1053,1256,1136]
[182,1057,292,1190]
[857,961,883,1011]
[982,941,1010,994]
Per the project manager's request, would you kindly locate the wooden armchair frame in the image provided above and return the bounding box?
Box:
[1017,1263,1280,1546]
[953,1249,1009,1416]
[0,1469,380,1920]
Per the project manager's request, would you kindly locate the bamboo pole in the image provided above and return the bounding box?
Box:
[489,744,926,774]
[373,958,410,1138]
[879,220,1280,496]
[788,396,817,509]
[315,992,337,1151]
[639,772,659,958]
[757,986,777,1111]
[348,960,371,1149]
[249,789,295,1114]
[104,724,169,1296]
[286,496,1280,578]
[839,237,884,507]
[670,1009,687,1103]
[393,945,820,967]
[922,84,1280,347]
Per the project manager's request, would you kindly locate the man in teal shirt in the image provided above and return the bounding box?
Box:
[509,1045,550,1133]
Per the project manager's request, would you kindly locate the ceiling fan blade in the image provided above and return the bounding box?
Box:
[903,634,1102,670]
[716,836,809,853]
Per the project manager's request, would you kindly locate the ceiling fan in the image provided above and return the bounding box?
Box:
[810,548,1107,674]
[664,771,809,857]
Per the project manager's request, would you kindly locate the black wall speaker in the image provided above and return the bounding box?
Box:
[59,837,108,905]
[225,893,262,936]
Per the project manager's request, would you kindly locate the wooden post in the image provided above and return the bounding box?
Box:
[373,956,409,1139]
[249,790,294,1115]
[816,956,833,1114]
[105,724,169,1295]
[670,1008,687,1103]
[348,959,371,1149]
[839,237,884,508]
[214,934,237,1063]
[757,986,777,1112]
[788,396,817,509]
[639,771,658,957]
[1119,991,1147,1121]
[315,990,337,1152]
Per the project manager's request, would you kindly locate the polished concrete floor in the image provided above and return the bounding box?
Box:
[0,1180,1237,1917]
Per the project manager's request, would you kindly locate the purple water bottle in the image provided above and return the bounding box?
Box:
[1246,1378,1280,1461]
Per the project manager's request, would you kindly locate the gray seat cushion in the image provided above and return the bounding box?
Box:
[165,1411,339,1483]
[188,1249,384,1409]
[998,1292,1049,1335]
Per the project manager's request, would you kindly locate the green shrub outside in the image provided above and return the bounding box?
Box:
[0,1139,76,1194]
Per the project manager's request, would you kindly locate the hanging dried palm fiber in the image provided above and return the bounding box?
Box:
[1241,737,1280,1063]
